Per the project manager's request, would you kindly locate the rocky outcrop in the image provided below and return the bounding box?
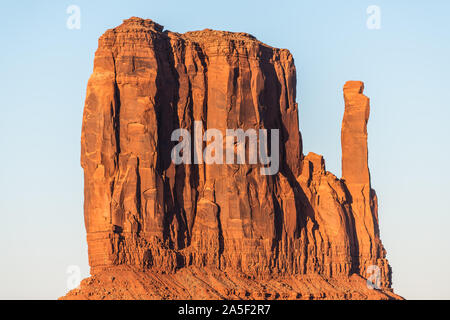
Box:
[64,17,397,299]
[341,81,391,287]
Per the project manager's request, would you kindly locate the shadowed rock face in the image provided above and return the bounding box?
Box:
[72,17,395,299]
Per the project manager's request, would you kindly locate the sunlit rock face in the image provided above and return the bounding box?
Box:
[69,17,396,300]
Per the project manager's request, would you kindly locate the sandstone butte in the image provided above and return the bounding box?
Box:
[62,17,402,300]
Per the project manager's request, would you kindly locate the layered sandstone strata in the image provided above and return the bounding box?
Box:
[64,17,396,299]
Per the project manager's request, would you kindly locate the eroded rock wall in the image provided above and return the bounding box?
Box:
[80,17,391,288]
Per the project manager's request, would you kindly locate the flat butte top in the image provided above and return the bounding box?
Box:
[98,17,291,62]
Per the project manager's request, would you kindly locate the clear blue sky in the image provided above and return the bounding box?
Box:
[1,0,449,299]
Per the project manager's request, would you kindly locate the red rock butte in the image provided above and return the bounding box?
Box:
[62,17,401,300]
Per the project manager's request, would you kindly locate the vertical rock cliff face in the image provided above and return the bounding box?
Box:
[341,81,391,287]
[74,17,395,299]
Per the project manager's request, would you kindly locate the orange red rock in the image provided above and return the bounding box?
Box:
[64,17,397,299]
[341,81,391,286]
